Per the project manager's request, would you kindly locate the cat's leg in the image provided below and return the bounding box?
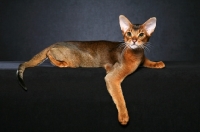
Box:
[103,63,113,74]
[47,48,68,67]
[142,57,165,68]
[104,67,129,125]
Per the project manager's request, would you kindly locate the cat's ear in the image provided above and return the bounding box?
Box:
[119,15,132,33]
[143,17,156,36]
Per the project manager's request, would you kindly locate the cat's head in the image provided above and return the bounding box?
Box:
[119,15,156,49]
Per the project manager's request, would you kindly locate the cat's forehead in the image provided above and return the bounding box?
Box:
[132,24,141,30]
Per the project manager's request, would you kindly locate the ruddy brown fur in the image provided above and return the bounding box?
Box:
[17,15,165,125]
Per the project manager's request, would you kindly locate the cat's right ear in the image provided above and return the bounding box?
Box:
[143,17,156,36]
[119,15,132,33]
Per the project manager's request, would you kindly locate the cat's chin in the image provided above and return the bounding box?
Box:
[130,44,138,49]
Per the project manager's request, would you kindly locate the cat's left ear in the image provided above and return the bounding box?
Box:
[143,17,156,36]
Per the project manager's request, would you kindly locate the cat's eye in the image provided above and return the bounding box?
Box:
[139,33,144,37]
[126,32,132,37]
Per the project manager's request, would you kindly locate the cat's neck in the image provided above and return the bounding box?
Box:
[122,48,144,64]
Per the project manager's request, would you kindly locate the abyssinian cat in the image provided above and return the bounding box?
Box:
[17,15,165,125]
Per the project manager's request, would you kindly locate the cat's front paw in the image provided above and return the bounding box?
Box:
[145,61,165,69]
[143,59,165,69]
[154,61,165,68]
[118,112,129,125]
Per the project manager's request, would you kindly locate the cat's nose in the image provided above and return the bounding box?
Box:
[133,39,137,43]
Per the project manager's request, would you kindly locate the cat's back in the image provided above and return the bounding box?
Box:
[56,40,122,49]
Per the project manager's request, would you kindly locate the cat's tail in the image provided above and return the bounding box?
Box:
[16,45,54,91]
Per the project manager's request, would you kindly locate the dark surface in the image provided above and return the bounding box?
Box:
[0,0,199,61]
[0,62,200,131]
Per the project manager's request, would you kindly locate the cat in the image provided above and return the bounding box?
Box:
[17,15,165,125]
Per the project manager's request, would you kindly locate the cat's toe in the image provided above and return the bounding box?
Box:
[118,112,129,125]
[155,61,165,68]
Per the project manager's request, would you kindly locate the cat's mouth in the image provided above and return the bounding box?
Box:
[129,43,139,49]
[130,44,138,49]
[124,41,144,50]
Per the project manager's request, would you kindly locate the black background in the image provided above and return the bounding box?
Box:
[1,1,200,131]
[1,62,200,131]
[0,0,199,61]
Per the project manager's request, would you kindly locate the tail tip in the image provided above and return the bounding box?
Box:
[23,86,28,91]
[16,70,28,91]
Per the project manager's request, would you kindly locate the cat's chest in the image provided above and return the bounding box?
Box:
[122,49,144,67]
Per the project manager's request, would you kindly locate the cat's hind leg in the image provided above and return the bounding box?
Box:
[47,48,69,68]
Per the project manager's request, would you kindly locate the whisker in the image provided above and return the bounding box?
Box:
[143,42,153,52]
[118,43,125,49]
[118,42,127,47]
[117,42,128,57]
[145,42,153,48]
[146,45,153,49]
[144,46,150,52]
[138,45,142,49]
[144,42,153,47]
[121,43,129,56]
[122,44,127,52]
